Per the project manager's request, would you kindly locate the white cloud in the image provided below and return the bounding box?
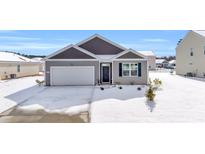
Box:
[142,38,169,43]
[120,43,175,56]
[0,42,67,51]
[0,36,41,41]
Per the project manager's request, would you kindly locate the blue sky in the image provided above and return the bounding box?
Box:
[0,30,187,56]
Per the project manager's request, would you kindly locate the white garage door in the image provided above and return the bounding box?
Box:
[50,66,95,85]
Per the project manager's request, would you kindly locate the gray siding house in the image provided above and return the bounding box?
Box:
[45,34,148,86]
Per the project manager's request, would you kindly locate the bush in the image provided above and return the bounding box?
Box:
[118,86,123,89]
[145,78,156,101]
[145,85,155,101]
[137,87,141,91]
[153,78,162,89]
[35,79,45,86]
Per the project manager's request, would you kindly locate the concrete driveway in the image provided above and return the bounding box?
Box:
[7,86,94,116]
[0,76,94,117]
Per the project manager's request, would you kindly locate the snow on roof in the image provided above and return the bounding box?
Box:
[0,51,37,62]
[32,57,44,62]
[193,30,205,37]
[138,51,155,56]
[169,60,176,64]
[156,59,167,63]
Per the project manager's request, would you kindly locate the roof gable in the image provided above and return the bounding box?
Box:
[77,34,126,55]
[117,51,144,59]
[176,30,205,48]
[114,49,145,60]
[46,45,98,59]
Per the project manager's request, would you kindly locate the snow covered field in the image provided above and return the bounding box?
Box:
[1,72,205,122]
[0,76,44,114]
[91,72,205,122]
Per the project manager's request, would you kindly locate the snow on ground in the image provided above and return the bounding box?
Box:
[0,76,44,114]
[0,75,94,115]
[2,72,205,122]
[91,72,205,122]
[15,86,94,115]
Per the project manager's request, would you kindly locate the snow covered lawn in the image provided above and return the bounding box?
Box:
[2,72,205,122]
[0,76,44,114]
[91,72,205,122]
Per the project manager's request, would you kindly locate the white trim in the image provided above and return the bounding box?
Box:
[76,34,127,51]
[112,48,146,59]
[113,59,147,61]
[122,63,138,77]
[46,59,99,61]
[111,61,114,84]
[46,57,147,63]
[0,61,40,64]
[50,66,95,86]
[45,45,98,60]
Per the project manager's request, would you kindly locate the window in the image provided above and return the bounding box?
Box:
[122,64,130,76]
[17,64,20,72]
[122,63,138,77]
[204,46,205,55]
[190,48,193,56]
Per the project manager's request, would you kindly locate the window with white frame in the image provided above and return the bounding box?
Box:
[17,64,20,72]
[122,63,138,77]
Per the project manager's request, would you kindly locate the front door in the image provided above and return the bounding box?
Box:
[102,66,110,83]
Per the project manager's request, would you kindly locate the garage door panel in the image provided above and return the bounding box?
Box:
[51,66,94,85]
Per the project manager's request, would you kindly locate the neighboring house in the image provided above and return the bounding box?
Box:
[32,57,45,72]
[0,51,41,80]
[139,51,156,70]
[176,30,205,77]
[168,60,176,69]
[45,34,148,86]
[156,59,168,68]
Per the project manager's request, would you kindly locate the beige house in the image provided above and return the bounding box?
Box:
[176,30,205,77]
[0,51,41,80]
[139,51,156,70]
[32,57,45,72]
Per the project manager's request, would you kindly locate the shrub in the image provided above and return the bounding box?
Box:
[137,87,141,91]
[153,78,162,89]
[118,86,123,89]
[35,79,45,86]
[145,78,156,101]
[145,86,155,101]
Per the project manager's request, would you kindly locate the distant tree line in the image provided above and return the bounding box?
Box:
[2,51,46,59]
[157,56,175,61]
